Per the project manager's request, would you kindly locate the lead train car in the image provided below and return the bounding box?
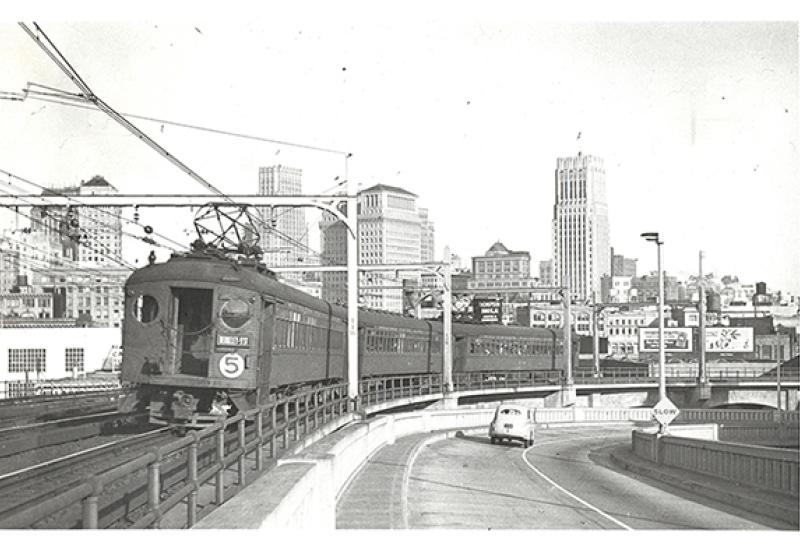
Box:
[120,252,572,426]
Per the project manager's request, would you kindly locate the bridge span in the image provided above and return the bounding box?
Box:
[337,425,792,529]
[0,372,796,529]
[195,394,798,530]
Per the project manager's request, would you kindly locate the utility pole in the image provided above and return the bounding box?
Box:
[564,271,572,384]
[698,251,707,385]
[657,242,666,401]
[346,168,359,409]
[592,290,600,377]
[442,246,453,393]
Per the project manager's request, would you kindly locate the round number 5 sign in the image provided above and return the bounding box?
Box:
[219,353,245,378]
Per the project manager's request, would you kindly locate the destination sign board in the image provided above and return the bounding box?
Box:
[705,327,753,352]
[639,328,692,352]
[216,335,250,347]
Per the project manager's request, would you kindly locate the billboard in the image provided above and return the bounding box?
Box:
[639,328,693,352]
[473,298,502,324]
[705,327,753,352]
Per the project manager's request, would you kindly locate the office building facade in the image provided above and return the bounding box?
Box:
[552,152,610,302]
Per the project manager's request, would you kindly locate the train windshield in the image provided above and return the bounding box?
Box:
[173,287,214,376]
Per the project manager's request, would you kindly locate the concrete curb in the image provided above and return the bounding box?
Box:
[609,447,799,527]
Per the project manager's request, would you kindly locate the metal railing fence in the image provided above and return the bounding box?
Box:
[0,382,349,529]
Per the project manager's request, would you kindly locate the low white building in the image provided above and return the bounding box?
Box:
[0,327,121,388]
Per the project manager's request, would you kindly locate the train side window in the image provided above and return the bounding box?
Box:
[133,294,159,323]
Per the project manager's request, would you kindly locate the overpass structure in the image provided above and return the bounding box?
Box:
[0,371,797,529]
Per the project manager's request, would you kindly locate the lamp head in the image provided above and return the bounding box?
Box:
[640,232,662,244]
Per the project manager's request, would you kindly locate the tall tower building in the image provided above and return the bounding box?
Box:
[552,153,610,302]
[77,176,123,268]
[418,207,435,263]
[258,166,311,280]
[320,184,425,312]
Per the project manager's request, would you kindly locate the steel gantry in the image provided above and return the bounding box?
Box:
[0,192,461,401]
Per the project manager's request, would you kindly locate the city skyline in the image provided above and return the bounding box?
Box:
[0,12,797,293]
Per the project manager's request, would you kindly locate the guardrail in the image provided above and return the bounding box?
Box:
[677,409,800,424]
[359,370,798,405]
[632,429,799,497]
[0,383,350,529]
[0,380,121,401]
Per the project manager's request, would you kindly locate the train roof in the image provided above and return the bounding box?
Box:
[452,323,557,339]
[127,253,564,341]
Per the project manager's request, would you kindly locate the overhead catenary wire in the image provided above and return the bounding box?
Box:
[0,188,158,267]
[0,168,187,254]
[11,23,359,271]
[0,204,135,270]
[0,233,130,278]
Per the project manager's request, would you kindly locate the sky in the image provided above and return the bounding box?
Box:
[0,3,798,293]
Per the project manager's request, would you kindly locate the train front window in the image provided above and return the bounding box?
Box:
[133,294,159,323]
[172,287,214,376]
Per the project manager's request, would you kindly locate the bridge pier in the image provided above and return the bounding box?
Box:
[559,383,576,408]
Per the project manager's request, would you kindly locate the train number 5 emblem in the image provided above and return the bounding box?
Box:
[219,353,245,378]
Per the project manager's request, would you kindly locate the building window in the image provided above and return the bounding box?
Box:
[8,348,47,373]
[65,348,85,373]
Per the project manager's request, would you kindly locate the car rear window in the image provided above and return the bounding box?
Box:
[500,408,522,415]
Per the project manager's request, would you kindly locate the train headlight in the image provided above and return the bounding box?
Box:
[220,299,251,329]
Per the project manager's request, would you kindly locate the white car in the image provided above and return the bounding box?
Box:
[489,403,535,447]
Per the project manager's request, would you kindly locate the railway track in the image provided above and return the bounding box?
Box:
[0,383,352,528]
[0,390,121,429]
[0,410,145,461]
[0,427,173,522]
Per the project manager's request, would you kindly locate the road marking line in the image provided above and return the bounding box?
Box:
[401,435,440,529]
[522,437,634,530]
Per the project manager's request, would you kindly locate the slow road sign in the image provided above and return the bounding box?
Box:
[652,397,679,427]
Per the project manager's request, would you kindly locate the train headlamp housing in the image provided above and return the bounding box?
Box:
[220,298,251,329]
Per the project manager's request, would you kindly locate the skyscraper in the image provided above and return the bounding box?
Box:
[258,166,311,280]
[76,176,123,268]
[552,152,610,302]
[418,207,435,264]
[320,184,428,312]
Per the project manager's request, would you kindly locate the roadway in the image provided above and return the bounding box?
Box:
[336,425,789,529]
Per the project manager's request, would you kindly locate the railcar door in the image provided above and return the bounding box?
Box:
[258,297,275,402]
[172,287,215,376]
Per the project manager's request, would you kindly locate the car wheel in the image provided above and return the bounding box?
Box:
[490,437,496,445]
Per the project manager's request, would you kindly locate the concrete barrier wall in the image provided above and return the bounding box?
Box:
[632,429,800,497]
[719,424,800,447]
[197,405,798,529]
[196,407,669,529]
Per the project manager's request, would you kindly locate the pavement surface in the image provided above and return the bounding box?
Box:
[336,425,799,530]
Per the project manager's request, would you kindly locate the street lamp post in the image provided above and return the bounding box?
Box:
[641,232,666,402]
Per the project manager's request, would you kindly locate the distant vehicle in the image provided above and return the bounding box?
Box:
[489,403,535,447]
